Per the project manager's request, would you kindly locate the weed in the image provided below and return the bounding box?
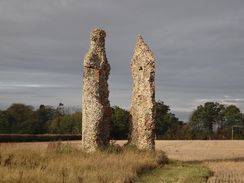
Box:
[99,143,123,154]
[17,171,23,183]
[77,176,83,183]
[4,154,13,167]
[61,167,68,183]
[0,142,169,183]
[46,141,78,154]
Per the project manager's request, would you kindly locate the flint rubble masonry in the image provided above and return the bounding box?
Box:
[82,29,111,152]
[128,35,156,150]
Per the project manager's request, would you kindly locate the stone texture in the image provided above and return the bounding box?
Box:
[82,29,111,152]
[128,35,156,150]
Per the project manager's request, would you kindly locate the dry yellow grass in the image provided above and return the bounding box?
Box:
[206,161,244,183]
[1,140,243,182]
[150,140,244,183]
[115,140,244,182]
[0,141,167,183]
[154,140,244,161]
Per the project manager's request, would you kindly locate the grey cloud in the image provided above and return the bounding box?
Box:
[1,0,244,122]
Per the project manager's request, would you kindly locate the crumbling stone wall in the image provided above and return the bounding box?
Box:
[82,29,111,152]
[128,35,156,150]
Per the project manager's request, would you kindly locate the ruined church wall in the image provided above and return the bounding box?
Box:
[82,29,111,152]
[128,35,156,150]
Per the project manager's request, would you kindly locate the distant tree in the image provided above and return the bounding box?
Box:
[17,119,37,134]
[58,112,82,134]
[218,105,243,139]
[179,123,193,140]
[36,105,55,122]
[155,101,183,139]
[110,106,129,140]
[155,101,170,137]
[109,102,183,140]
[32,105,56,134]
[47,114,62,134]
[0,110,12,133]
[188,102,244,140]
[1,103,83,135]
[47,112,82,134]
[7,103,34,123]
[189,102,225,139]
[6,103,35,133]
[223,105,243,127]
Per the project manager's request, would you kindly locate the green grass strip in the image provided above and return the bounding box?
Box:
[134,160,211,183]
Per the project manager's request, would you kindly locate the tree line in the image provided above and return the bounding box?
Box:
[0,103,82,134]
[0,101,243,140]
[188,102,244,140]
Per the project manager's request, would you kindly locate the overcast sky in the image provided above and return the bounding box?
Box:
[1,0,244,121]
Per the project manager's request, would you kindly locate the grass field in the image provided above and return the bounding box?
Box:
[135,160,210,183]
[155,140,244,183]
[117,140,244,183]
[154,140,244,161]
[0,141,169,183]
[1,140,244,182]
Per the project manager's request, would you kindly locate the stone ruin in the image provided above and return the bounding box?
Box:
[82,29,155,152]
[128,35,156,150]
[82,29,111,152]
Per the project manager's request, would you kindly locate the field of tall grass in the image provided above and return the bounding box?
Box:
[0,141,168,183]
[154,140,244,183]
[206,161,244,183]
[2,140,243,182]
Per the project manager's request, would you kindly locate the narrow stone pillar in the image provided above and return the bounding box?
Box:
[128,35,156,150]
[82,29,111,152]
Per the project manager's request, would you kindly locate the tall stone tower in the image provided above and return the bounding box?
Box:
[82,29,111,152]
[128,35,156,150]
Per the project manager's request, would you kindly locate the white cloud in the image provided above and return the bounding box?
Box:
[192,96,244,111]
[0,82,49,88]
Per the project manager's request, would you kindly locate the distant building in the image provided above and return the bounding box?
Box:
[57,103,64,116]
